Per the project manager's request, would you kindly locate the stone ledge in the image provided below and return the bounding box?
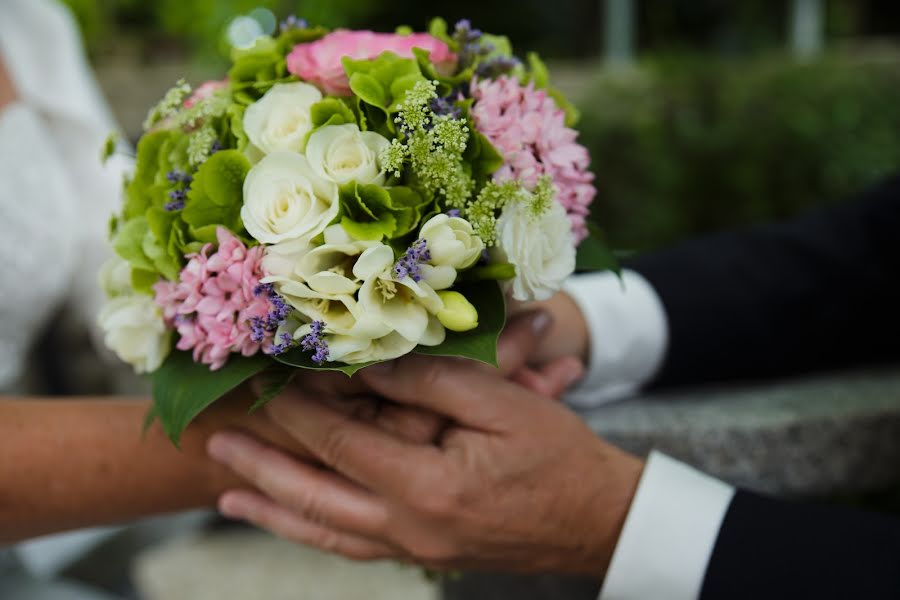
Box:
[581,368,900,496]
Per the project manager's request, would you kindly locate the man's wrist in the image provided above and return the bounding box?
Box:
[576,446,645,577]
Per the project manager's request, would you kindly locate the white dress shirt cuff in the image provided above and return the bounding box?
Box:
[599,451,735,600]
[563,270,668,408]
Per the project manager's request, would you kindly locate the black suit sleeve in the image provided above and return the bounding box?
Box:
[700,490,900,599]
[627,175,900,389]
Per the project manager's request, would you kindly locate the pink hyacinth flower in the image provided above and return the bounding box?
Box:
[154,228,285,370]
[470,76,597,244]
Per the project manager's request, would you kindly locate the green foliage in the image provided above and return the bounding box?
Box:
[338,182,429,241]
[228,36,291,104]
[113,217,155,272]
[151,352,271,445]
[182,150,251,240]
[576,227,621,275]
[273,350,375,377]
[248,365,297,412]
[578,54,900,251]
[343,52,426,135]
[310,97,358,129]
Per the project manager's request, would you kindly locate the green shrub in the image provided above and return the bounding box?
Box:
[578,54,900,250]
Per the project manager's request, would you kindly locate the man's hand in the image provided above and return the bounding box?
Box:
[208,352,643,576]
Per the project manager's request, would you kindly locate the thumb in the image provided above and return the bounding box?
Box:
[495,310,554,376]
[512,356,585,399]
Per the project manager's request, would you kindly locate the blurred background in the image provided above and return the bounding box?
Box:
[62,0,900,251]
[5,2,900,598]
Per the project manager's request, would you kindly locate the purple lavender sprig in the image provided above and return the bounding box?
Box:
[430,96,462,120]
[393,239,431,282]
[301,320,330,365]
[270,332,293,356]
[279,15,309,34]
[476,55,522,78]
[453,19,494,69]
[164,170,193,212]
[250,284,293,344]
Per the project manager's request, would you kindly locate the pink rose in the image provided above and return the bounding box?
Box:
[286,30,456,96]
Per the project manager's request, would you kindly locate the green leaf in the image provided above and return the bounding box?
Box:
[460,262,516,282]
[348,72,388,109]
[228,37,291,104]
[131,268,160,294]
[411,48,473,95]
[274,25,329,54]
[341,214,396,241]
[273,349,377,377]
[339,182,428,241]
[142,226,181,280]
[576,227,621,274]
[151,352,271,446]
[182,150,250,236]
[113,217,155,272]
[101,131,118,165]
[416,281,506,367]
[465,130,505,183]
[249,365,297,412]
[310,98,357,129]
[124,130,173,219]
[428,17,454,49]
[343,52,426,118]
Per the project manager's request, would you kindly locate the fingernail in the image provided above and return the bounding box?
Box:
[218,493,247,520]
[531,311,552,336]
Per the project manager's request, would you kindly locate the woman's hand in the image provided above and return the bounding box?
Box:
[509,291,590,367]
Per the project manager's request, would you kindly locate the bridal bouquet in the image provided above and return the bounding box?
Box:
[98,16,616,443]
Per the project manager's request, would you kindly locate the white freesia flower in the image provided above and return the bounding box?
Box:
[327,319,445,363]
[242,82,322,154]
[492,199,576,302]
[418,214,485,290]
[262,224,380,298]
[305,123,390,185]
[241,151,339,245]
[98,294,171,374]
[354,245,445,344]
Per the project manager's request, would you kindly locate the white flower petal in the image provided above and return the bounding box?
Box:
[243,82,322,154]
[353,245,394,281]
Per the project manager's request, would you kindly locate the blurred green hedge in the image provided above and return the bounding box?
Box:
[579,54,900,251]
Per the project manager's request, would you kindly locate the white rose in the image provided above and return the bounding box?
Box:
[492,199,576,302]
[418,214,485,290]
[98,256,133,297]
[305,123,390,185]
[98,295,171,374]
[241,151,339,245]
[243,82,322,154]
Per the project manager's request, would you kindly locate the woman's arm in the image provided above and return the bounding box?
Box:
[0,395,298,544]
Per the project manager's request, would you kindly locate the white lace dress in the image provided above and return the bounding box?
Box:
[0,0,134,593]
